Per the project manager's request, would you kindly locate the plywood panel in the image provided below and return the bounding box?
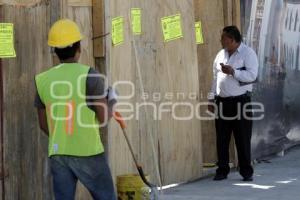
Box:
[0,59,3,200]
[1,3,53,200]
[194,0,241,165]
[108,0,202,185]
[1,1,96,199]
[154,0,202,184]
[0,1,241,199]
[67,6,95,67]
[68,0,92,7]
[223,0,233,26]
[92,0,105,57]
[107,0,138,183]
[223,0,241,27]
[232,0,241,29]
[0,9,4,200]
[0,0,41,7]
[194,0,224,164]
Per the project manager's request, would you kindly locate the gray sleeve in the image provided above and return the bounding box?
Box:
[86,68,107,98]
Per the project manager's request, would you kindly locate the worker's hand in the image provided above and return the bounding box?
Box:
[107,86,118,107]
[106,87,118,120]
[220,63,235,76]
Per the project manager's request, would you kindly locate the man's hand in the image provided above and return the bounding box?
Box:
[208,104,215,113]
[207,99,216,114]
[220,63,235,76]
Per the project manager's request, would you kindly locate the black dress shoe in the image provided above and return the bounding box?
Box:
[213,174,227,181]
[243,177,253,181]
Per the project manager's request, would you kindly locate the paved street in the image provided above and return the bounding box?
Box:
[160,146,300,200]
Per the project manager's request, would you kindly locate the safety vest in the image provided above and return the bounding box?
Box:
[35,63,104,157]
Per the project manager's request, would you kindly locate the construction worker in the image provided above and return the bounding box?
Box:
[34,19,116,200]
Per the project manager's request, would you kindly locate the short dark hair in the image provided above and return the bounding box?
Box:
[223,26,242,43]
[54,41,80,60]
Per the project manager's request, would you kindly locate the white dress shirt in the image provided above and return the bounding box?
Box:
[208,43,258,99]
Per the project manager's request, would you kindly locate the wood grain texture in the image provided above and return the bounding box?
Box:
[223,0,233,26]
[0,6,4,200]
[0,1,95,199]
[66,5,95,67]
[1,3,53,200]
[107,0,202,185]
[68,0,92,7]
[232,0,241,29]
[194,0,241,165]
[92,0,105,57]
[223,0,241,27]
[0,0,42,7]
[0,1,241,199]
[193,0,224,165]
[107,0,138,185]
[0,67,3,200]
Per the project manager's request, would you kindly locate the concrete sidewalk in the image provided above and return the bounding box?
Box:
[160,146,300,200]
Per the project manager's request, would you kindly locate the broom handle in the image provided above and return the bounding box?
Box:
[113,112,155,188]
[113,112,140,167]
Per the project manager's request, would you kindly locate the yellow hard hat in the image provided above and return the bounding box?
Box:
[48,19,83,48]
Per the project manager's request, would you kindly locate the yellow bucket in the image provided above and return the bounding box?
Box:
[117,174,150,200]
